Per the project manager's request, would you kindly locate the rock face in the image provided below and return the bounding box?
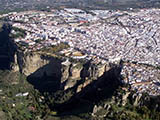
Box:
[4,41,123,95]
[14,51,117,93]
[90,86,160,119]
[17,52,51,76]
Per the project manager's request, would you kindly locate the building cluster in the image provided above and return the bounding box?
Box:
[4,8,160,95]
[121,62,160,96]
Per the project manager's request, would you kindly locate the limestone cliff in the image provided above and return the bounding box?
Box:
[13,51,118,92]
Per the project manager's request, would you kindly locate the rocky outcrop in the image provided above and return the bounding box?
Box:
[16,52,51,76]
[90,84,160,119]
[4,42,122,93]
[15,51,118,93]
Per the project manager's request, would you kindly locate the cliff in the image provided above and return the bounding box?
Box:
[13,50,120,93]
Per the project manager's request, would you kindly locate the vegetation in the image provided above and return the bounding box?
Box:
[106,103,160,120]
[41,42,70,54]
[10,27,26,39]
[1,69,160,120]
[0,8,27,15]
[35,39,43,43]
[0,72,50,120]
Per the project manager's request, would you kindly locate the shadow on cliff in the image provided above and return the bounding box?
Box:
[53,62,123,116]
[0,23,17,70]
[27,58,123,116]
[77,63,123,102]
[27,56,62,93]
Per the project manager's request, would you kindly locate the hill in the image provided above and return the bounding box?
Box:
[0,0,160,13]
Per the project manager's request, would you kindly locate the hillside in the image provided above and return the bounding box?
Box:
[0,0,160,13]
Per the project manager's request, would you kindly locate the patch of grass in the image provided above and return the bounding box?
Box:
[41,43,70,54]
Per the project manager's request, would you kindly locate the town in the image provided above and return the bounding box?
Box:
[1,8,160,96]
